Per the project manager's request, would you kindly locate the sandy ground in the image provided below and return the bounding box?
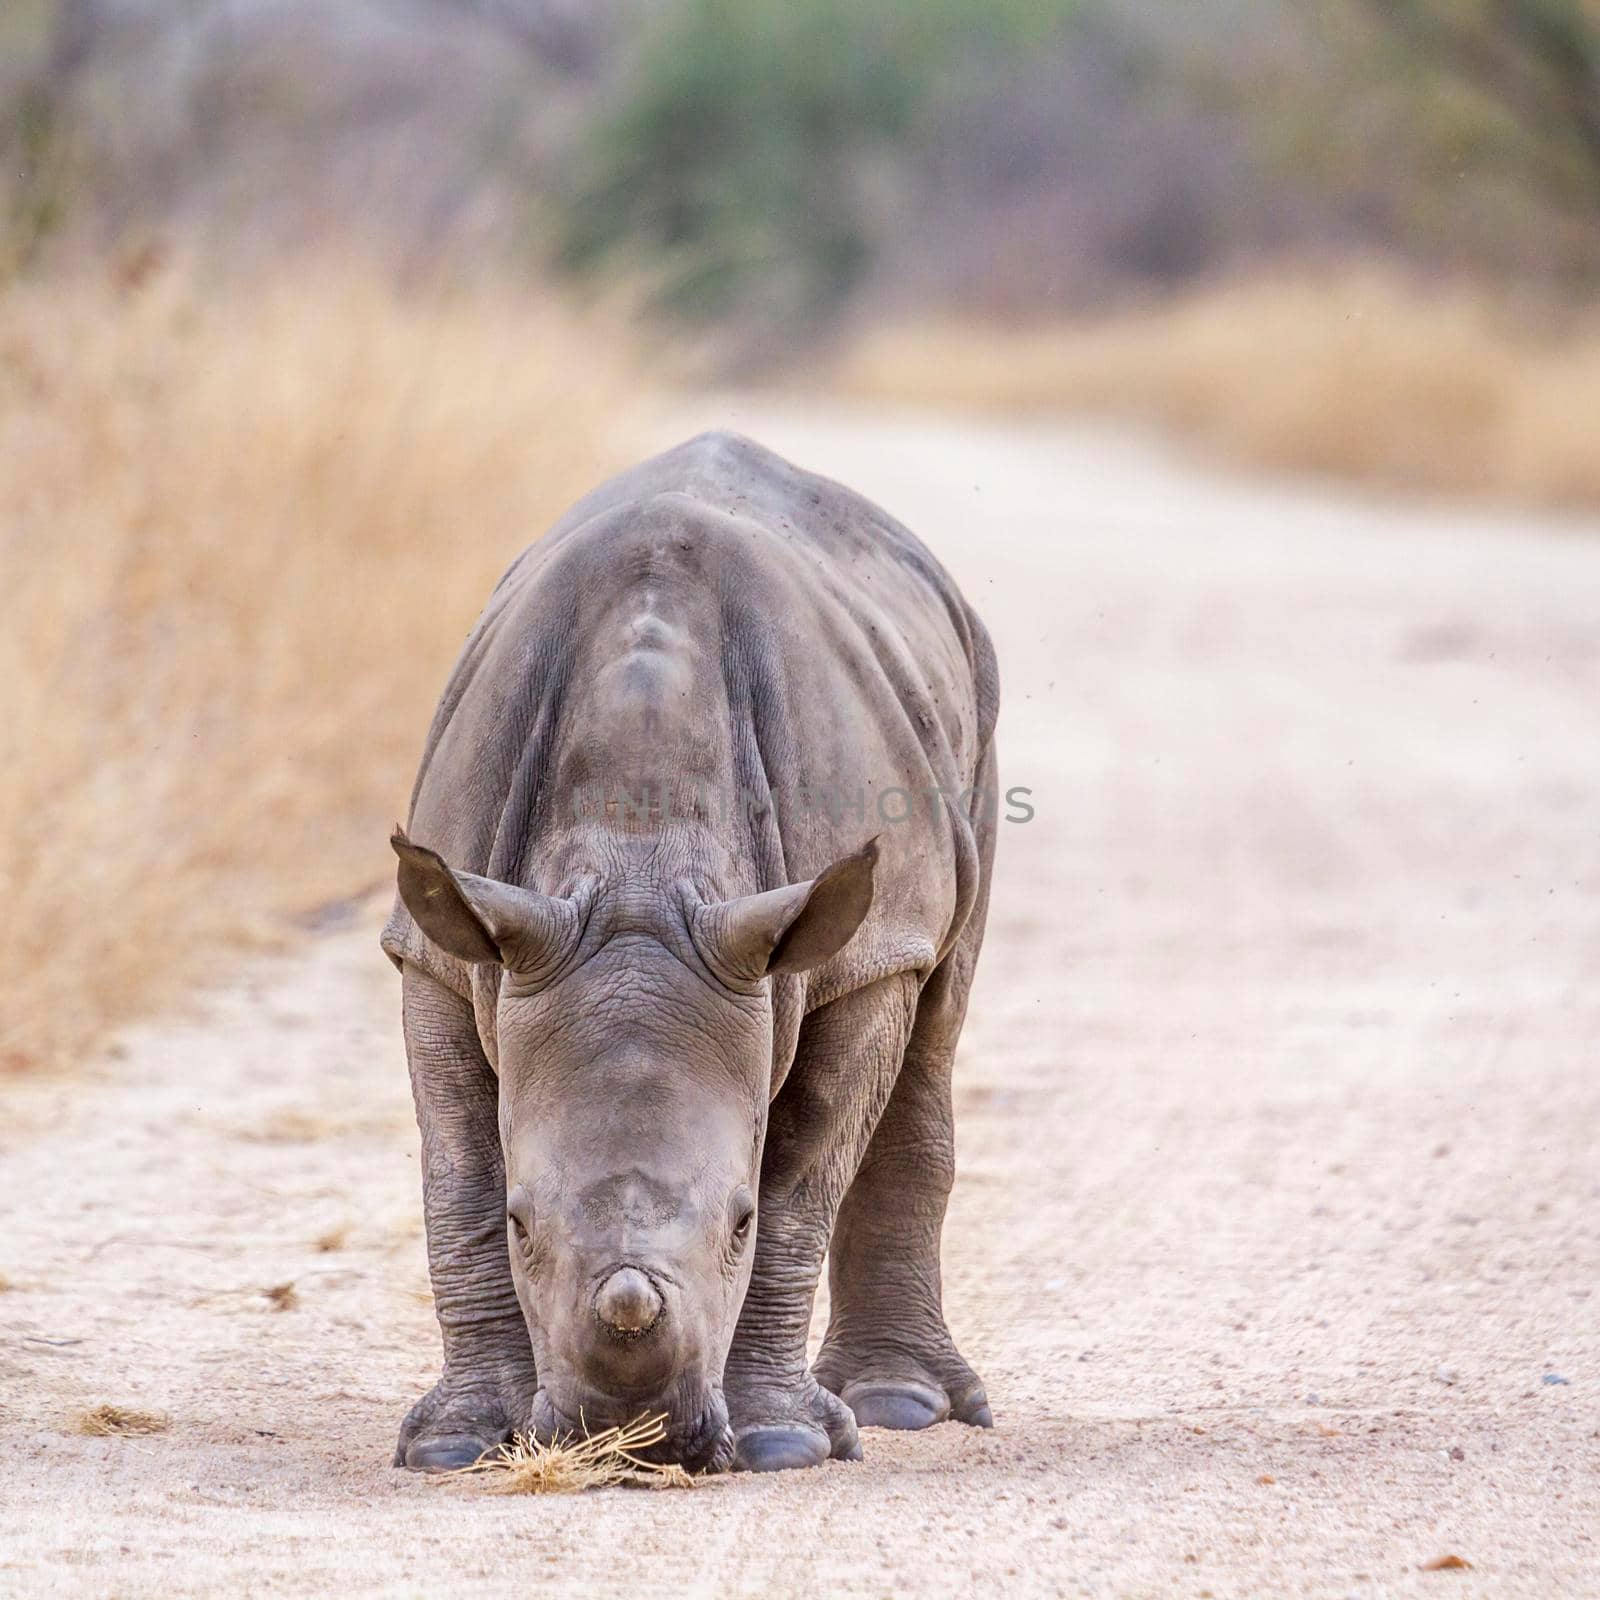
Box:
[3,403,1598,1598]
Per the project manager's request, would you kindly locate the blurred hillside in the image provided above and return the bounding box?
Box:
[0,0,623,277]
[6,0,1599,324]
[3,0,1600,1079]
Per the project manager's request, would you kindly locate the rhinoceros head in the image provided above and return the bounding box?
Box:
[392,829,877,1472]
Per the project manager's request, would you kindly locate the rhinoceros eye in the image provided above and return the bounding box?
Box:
[729,1188,756,1253]
[507,1186,538,1268]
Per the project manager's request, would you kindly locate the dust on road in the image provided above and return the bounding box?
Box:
[3,405,1597,1597]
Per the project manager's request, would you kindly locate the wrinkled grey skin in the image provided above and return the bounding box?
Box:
[382,431,998,1475]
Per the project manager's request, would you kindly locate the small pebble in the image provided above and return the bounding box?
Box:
[1435,1364,1459,1385]
[1541,1373,1570,1386]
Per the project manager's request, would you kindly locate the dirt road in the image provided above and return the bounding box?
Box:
[3,404,1597,1597]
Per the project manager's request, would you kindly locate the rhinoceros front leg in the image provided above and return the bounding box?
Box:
[723,973,919,1472]
[815,757,996,1434]
[393,965,537,1472]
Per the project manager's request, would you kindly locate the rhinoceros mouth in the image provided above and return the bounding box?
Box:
[529,1387,732,1476]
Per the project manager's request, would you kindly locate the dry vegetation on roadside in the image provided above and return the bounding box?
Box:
[0,266,632,1074]
[74,1404,171,1436]
[838,273,1600,510]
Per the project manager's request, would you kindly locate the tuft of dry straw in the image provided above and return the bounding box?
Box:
[450,1413,695,1495]
[75,1404,171,1437]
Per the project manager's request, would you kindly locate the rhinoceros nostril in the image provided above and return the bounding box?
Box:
[594,1267,662,1334]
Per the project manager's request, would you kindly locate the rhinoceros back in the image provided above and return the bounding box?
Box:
[383,430,997,1008]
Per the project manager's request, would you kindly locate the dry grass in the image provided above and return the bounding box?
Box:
[0,263,632,1074]
[837,272,1600,510]
[240,1110,344,1145]
[450,1414,696,1495]
[75,1403,171,1436]
[262,1281,299,1312]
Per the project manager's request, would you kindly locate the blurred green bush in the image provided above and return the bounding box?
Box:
[554,0,1600,335]
[555,0,1081,328]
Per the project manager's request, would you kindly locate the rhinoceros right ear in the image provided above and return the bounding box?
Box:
[693,837,879,984]
[391,827,578,971]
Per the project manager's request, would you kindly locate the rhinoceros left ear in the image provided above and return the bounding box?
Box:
[693,837,879,984]
[391,827,578,972]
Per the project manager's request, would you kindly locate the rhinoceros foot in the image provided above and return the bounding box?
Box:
[836,1378,993,1431]
[814,1344,993,1433]
[393,1372,533,1473]
[726,1371,862,1472]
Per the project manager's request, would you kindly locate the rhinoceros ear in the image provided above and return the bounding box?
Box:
[694,837,879,983]
[391,827,577,971]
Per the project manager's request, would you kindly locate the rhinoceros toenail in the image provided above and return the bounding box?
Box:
[733,1428,831,1473]
[405,1435,493,1473]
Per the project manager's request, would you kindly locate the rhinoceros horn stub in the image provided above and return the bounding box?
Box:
[391,826,579,973]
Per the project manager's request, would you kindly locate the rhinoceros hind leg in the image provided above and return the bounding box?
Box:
[811,1037,993,1433]
[813,757,996,1435]
[725,974,920,1470]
